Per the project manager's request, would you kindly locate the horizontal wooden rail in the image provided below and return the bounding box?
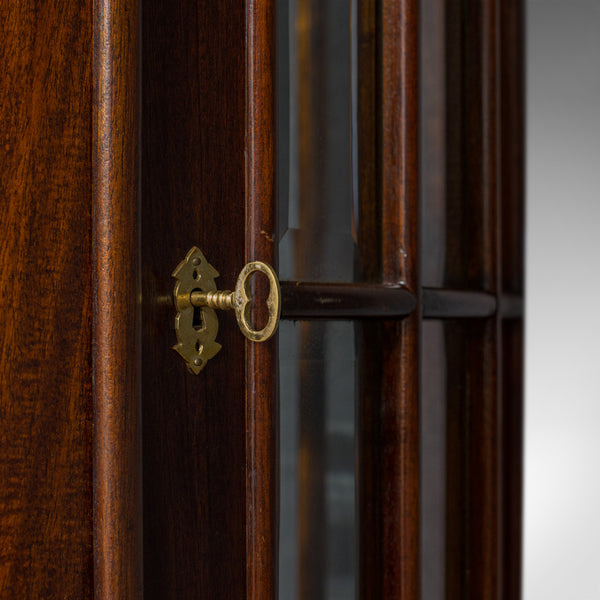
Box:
[280,281,417,319]
[280,281,523,320]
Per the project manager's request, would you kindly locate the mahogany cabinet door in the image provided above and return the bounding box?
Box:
[1,0,141,597]
[142,0,524,599]
[141,1,276,598]
[0,0,523,598]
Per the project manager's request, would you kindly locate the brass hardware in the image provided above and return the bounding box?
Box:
[172,247,281,373]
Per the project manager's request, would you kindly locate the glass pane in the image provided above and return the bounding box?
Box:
[278,0,356,282]
[420,0,496,290]
[279,320,356,600]
[420,0,447,288]
[420,321,446,600]
[420,319,498,599]
[278,0,358,596]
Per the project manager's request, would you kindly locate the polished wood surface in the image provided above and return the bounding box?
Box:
[444,2,503,598]
[141,1,264,598]
[465,5,502,599]
[0,1,524,597]
[379,0,420,596]
[281,282,416,319]
[357,0,420,598]
[0,3,94,596]
[500,1,525,597]
[420,0,525,598]
[445,0,499,291]
[245,1,278,598]
[281,283,518,320]
[93,0,142,597]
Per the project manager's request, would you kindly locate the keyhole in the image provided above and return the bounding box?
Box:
[193,304,204,331]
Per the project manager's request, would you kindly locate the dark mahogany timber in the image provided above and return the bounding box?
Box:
[93,1,143,597]
[0,3,95,596]
[281,282,416,319]
[142,1,247,598]
[500,0,525,597]
[280,282,522,320]
[444,2,503,599]
[245,1,278,598]
[141,1,277,598]
[357,0,420,598]
[0,0,525,597]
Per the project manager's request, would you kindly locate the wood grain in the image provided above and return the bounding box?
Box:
[470,3,502,599]
[93,0,142,597]
[358,0,420,598]
[281,282,416,319]
[445,0,499,291]
[444,319,499,600]
[141,1,247,598]
[380,2,420,597]
[0,2,94,596]
[500,1,525,597]
[444,2,503,598]
[0,1,525,598]
[246,1,278,598]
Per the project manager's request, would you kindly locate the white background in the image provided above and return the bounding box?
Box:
[525,2,600,598]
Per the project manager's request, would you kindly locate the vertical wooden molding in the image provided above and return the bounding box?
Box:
[358,0,419,597]
[500,1,525,598]
[93,0,142,597]
[0,2,94,596]
[463,1,502,598]
[246,0,277,598]
[380,0,420,598]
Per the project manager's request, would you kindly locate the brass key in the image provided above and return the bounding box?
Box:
[172,247,281,373]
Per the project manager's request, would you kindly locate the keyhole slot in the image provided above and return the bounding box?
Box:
[192,304,204,332]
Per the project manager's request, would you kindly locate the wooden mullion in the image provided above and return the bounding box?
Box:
[357,0,382,597]
[380,0,420,595]
[500,1,525,598]
[246,1,277,598]
[464,1,502,599]
[358,0,419,598]
[443,1,503,598]
[93,1,142,596]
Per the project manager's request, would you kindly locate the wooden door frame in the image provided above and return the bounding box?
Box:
[92,0,524,598]
[0,0,522,597]
[93,1,142,596]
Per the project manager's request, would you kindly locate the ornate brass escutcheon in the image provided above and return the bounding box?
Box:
[172,247,281,373]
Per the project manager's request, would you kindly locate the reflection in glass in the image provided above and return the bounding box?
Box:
[420,321,447,600]
[420,0,447,287]
[278,0,357,595]
[279,320,355,600]
[420,319,497,598]
[420,0,495,290]
[278,0,356,282]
